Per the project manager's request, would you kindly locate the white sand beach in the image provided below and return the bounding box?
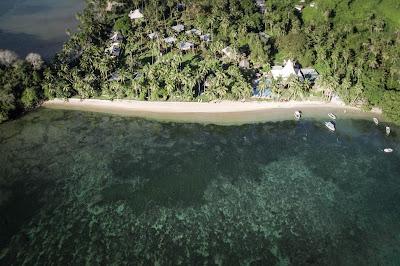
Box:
[43,98,382,125]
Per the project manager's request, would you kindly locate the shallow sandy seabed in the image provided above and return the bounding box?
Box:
[43,99,382,125]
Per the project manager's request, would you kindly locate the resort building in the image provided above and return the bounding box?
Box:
[301,68,319,82]
[259,32,270,43]
[221,46,235,59]
[172,24,185,33]
[294,5,304,12]
[271,60,303,80]
[178,42,194,51]
[255,0,266,13]
[164,36,177,44]
[271,60,319,82]
[129,9,144,20]
[106,1,124,12]
[148,32,159,40]
[185,28,202,36]
[239,58,250,69]
[108,72,120,82]
[200,34,211,42]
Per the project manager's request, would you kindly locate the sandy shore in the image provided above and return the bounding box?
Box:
[43,98,381,125]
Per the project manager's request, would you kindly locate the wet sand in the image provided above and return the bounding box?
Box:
[43,98,382,125]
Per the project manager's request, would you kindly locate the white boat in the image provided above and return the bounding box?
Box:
[384,148,393,153]
[328,113,336,120]
[373,117,379,125]
[325,121,336,131]
[386,126,391,136]
[294,111,302,120]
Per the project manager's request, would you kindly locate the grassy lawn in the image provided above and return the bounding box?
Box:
[302,0,400,31]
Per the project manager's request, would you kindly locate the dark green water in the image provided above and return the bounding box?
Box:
[0,108,399,265]
[0,0,83,59]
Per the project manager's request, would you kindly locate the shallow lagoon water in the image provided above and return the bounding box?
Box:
[0,108,399,265]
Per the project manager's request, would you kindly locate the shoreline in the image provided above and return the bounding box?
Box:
[42,98,382,125]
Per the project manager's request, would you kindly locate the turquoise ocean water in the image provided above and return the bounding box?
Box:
[0,108,399,265]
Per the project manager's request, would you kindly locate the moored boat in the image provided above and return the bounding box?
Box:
[294,111,302,120]
[325,121,336,131]
[384,148,393,153]
[373,117,379,125]
[386,126,391,136]
[328,113,336,120]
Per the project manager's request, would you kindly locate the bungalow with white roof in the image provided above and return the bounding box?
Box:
[271,60,303,80]
[178,42,194,51]
[172,24,185,33]
[185,28,202,36]
[271,59,319,82]
[200,34,211,42]
[164,36,177,44]
[129,9,144,20]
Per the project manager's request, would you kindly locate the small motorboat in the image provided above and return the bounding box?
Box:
[328,113,336,120]
[384,148,393,153]
[373,117,379,125]
[386,126,391,136]
[294,111,302,120]
[325,121,336,131]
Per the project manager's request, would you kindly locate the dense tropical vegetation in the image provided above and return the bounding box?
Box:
[0,0,399,122]
[0,50,44,122]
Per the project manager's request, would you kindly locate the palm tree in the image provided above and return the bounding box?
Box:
[287,76,304,100]
[271,77,283,100]
[258,76,269,97]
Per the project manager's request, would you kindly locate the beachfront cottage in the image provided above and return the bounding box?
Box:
[164,36,177,44]
[172,24,185,33]
[178,42,194,51]
[129,9,144,20]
